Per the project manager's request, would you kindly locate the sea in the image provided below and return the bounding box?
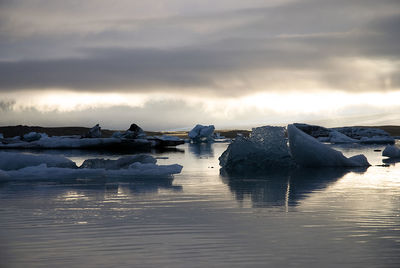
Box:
[0,142,399,267]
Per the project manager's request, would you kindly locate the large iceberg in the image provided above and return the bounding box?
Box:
[219,124,370,172]
[188,124,215,143]
[287,124,370,167]
[382,145,400,158]
[219,126,295,173]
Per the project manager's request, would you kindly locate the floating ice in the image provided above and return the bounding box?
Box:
[189,124,215,143]
[382,145,400,158]
[80,155,156,169]
[23,132,43,142]
[84,124,102,138]
[0,153,182,180]
[327,130,359,143]
[219,126,295,173]
[0,152,77,170]
[287,124,370,167]
[295,123,394,144]
[2,163,182,180]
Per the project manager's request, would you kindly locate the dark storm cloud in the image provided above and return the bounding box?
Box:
[0,0,399,95]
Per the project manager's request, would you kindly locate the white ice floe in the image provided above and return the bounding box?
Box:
[219,126,295,172]
[0,153,182,180]
[0,136,125,149]
[0,152,77,170]
[382,145,400,158]
[85,124,102,138]
[327,130,359,143]
[287,124,370,167]
[80,155,156,169]
[23,132,45,142]
[359,136,395,144]
[2,163,182,180]
[188,124,215,143]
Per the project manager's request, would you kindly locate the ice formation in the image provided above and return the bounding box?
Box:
[188,124,215,143]
[326,130,359,143]
[219,126,295,172]
[84,124,102,138]
[287,124,370,167]
[294,123,394,144]
[80,155,156,169]
[382,145,400,158]
[0,153,182,180]
[0,152,77,170]
[23,132,43,142]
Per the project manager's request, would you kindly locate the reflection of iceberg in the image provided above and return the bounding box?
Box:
[221,167,367,207]
[0,152,182,181]
[287,124,370,167]
[188,143,214,158]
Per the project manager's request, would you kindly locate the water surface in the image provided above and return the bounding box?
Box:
[1,143,400,267]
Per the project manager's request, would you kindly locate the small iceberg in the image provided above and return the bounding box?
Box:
[382,145,400,158]
[189,124,215,143]
[287,124,370,167]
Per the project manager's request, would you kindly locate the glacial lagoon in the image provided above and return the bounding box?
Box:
[1,142,400,267]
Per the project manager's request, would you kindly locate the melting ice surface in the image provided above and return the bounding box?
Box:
[1,141,400,267]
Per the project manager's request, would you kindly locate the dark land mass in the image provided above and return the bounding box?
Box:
[0,125,251,139]
[0,125,398,139]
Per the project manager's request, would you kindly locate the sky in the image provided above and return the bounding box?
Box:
[0,0,399,130]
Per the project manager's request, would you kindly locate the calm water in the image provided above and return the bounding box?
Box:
[1,143,400,267]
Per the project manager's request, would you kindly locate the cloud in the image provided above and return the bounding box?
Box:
[0,0,399,97]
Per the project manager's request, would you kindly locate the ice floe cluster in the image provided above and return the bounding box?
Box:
[0,152,182,180]
[219,124,370,173]
[0,123,184,150]
[294,123,395,144]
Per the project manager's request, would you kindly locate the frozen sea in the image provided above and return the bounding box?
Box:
[1,142,400,267]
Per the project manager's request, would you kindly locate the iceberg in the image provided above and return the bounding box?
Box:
[326,130,359,143]
[382,145,400,158]
[287,124,370,167]
[219,126,295,173]
[84,124,102,138]
[80,154,156,169]
[23,132,43,142]
[0,152,77,170]
[188,124,215,143]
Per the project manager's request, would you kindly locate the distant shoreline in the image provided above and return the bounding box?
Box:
[1,125,399,139]
[0,125,252,139]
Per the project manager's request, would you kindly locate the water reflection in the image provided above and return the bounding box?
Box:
[220,167,368,208]
[188,143,214,158]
